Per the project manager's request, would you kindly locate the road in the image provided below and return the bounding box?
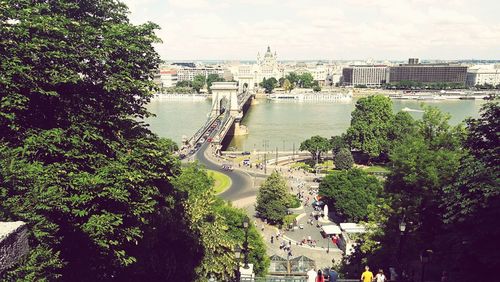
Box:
[195,143,257,202]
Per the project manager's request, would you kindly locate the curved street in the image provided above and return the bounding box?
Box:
[195,143,256,202]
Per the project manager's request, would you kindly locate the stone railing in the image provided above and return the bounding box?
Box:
[0,221,29,275]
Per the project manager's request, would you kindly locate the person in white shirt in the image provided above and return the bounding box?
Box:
[375,269,386,282]
[307,268,317,282]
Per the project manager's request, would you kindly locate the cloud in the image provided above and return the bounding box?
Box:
[121,0,500,60]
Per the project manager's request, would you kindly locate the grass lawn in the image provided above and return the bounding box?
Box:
[362,165,390,173]
[206,169,232,194]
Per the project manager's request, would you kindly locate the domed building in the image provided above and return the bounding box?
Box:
[231,46,283,92]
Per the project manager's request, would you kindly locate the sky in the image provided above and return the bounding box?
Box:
[122,0,500,60]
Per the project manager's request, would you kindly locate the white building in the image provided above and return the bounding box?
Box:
[466,64,500,87]
[176,66,228,82]
[158,69,178,87]
[341,65,388,87]
[230,46,282,92]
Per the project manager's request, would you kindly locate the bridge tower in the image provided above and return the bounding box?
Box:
[211,82,239,116]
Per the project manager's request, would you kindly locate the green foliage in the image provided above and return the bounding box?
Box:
[283,214,298,228]
[330,135,349,154]
[386,80,465,90]
[387,111,418,152]
[176,80,192,87]
[333,148,354,170]
[440,101,500,281]
[260,77,278,93]
[0,1,209,281]
[313,84,321,92]
[192,75,206,93]
[171,164,235,281]
[299,135,330,163]
[207,74,225,93]
[345,95,394,161]
[283,79,293,92]
[319,169,382,221]
[298,72,314,88]
[215,201,270,276]
[285,72,299,85]
[256,172,293,224]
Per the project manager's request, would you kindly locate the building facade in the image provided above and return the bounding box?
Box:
[388,63,467,85]
[466,65,500,86]
[158,69,178,87]
[342,65,388,87]
[176,67,227,82]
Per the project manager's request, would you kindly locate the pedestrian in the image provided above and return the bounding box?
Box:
[329,267,339,282]
[361,266,374,282]
[271,235,274,244]
[374,269,386,282]
[307,268,317,282]
[261,224,264,232]
[316,269,325,282]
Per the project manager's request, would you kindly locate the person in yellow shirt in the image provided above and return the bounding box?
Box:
[361,265,374,282]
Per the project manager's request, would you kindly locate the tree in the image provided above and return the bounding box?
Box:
[441,101,500,281]
[334,148,354,170]
[345,95,394,161]
[171,164,235,281]
[387,111,418,153]
[192,74,206,93]
[260,77,278,93]
[256,172,293,224]
[0,1,200,280]
[285,72,299,85]
[278,77,286,87]
[299,135,330,165]
[319,169,382,222]
[313,84,321,92]
[298,72,314,88]
[330,135,348,154]
[206,73,225,93]
[283,79,293,92]
[214,200,270,277]
[176,80,192,87]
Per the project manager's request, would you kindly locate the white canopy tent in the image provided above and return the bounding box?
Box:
[321,225,342,235]
[340,223,366,233]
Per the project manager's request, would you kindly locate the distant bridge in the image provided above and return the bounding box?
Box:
[186,82,254,152]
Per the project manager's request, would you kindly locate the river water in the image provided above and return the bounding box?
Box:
[144,98,486,150]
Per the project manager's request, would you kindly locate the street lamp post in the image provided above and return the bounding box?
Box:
[397,216,407,277]
[234,245,241,282]
[243,217,250,269]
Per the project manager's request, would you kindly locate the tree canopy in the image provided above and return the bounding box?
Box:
[334,148,354,170]
[299,135,331,164]
[440,101,500,281]
[207,73,225,93]
[319,169,382,222]
[260,77,278,93]
[0,1,233,281]
[345,95,394,161]
[256,172,293,224]
[192,74,206,93]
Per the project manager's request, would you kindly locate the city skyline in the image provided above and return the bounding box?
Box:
[123,0,500,60]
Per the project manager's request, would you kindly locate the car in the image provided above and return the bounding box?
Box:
[207,137,213,142]
[199,138,205,143]
[179,154,186,159]
[241,151,251,155]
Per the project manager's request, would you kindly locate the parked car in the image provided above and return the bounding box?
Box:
[241,151,251,155]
